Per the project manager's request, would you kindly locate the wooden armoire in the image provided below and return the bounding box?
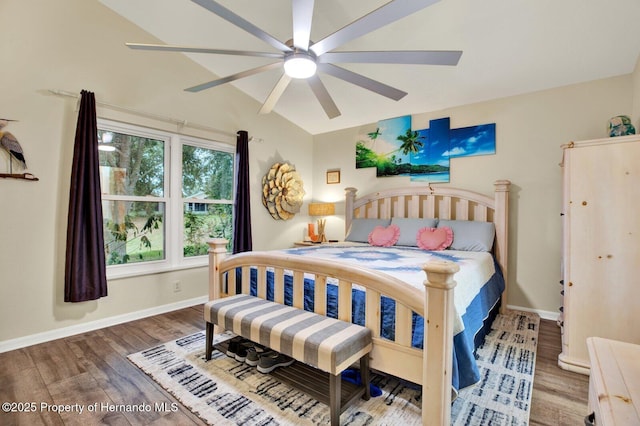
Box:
[559,134,640,374]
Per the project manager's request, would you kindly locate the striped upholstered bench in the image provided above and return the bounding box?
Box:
[204,294,373,425]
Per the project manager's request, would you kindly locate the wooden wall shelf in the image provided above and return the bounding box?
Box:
[0,172,39,181]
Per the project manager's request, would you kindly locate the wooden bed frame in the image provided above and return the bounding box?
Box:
[207,179,510,425]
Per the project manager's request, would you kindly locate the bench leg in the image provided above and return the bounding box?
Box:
[360,355,371,401]
[205,322,214,361]
[329,373,341,426]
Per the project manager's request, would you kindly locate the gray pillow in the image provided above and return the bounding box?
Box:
[345,218,391,243]
[437,220,495,252]
[390,217,439,246]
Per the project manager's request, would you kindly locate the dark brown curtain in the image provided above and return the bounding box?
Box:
[232,130,252,254]
[64,90,108,302]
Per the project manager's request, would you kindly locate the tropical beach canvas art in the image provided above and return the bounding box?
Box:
[449,123,496,158]
[410,117,451,183]
[355,115,496,183]
[355,115,416,177]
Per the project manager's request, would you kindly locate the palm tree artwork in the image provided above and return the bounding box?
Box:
[355,115,438,179]
[396,129,424,156]
[355,115,414,177]
[367,127,381,140]
[355,115,495,183]
[366,127,381,148]
[407,118,451,183]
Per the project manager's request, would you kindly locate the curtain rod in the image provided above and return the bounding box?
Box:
[48,89,237,138]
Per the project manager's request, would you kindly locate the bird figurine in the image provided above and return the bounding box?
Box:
[0,119,27,173]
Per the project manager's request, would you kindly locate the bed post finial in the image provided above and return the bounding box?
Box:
[207,239,229,300]
[345,187,358,237]
[422,260,459,425]
[494,179,511,193]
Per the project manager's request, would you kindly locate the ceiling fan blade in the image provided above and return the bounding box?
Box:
[319,50,462,65]
[310,0,440,56]
[126,43,284,59]
[292,0,314,50]
[185,62,282,92]
[259,74,292,114]
[191,0,292,53]
[318,63,406,101]
[307,76,341,119]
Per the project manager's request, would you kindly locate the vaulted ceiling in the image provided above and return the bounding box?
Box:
[100,0,640,135]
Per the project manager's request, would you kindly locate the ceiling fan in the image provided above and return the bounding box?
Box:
[126,0,462,119]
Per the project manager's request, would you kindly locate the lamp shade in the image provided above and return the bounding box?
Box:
[308,202,335,216]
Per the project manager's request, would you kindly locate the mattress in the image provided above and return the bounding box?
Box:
[238,243,505,391]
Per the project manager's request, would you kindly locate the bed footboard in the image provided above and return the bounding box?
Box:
[208,239,459,425]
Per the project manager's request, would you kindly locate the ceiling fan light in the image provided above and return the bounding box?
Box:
[284,53,317,79]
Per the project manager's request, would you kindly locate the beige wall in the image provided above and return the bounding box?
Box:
[1,0,638,347]
[633,55,640,127]
[312,75,633,315]
[0,0,313,346]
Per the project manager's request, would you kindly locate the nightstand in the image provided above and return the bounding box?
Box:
[586,337,640,425]
[293,241,319,247]
[293,240,340,247]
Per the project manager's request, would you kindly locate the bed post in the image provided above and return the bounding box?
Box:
[493,180,510,313]
[207,238,229,301]
[422,261,459,426]
[345,187,357,236]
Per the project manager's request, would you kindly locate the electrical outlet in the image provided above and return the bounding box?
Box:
[173,281,182,292]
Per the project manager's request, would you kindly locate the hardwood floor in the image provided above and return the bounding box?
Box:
[0,307,588,425]
[0,306,208,426]
[530,319,590,425]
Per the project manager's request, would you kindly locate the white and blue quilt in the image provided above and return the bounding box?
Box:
[243,243,505,392]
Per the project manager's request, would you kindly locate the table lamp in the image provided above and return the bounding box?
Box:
[308,202,335,242]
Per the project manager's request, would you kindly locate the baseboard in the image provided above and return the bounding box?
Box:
[0,296,208,354]
[507,304,559,321]
[1,299,559,354]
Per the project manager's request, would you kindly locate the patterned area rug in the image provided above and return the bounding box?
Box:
[451,311,539,425]
[128,310,539,425]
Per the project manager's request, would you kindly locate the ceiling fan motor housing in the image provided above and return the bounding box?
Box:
[283,48,317,79]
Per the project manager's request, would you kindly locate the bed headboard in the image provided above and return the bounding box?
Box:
[344,180,511,309]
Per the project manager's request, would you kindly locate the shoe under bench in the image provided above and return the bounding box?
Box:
[204,294,373,426]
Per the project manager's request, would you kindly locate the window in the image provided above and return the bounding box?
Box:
[181,143,234,257]
[97,119,234,278]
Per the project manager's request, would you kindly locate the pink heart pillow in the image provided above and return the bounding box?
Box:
[416,227,453,251]
[368,224,400,247]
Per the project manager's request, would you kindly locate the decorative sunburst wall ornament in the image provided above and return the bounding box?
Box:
[262,162,305,220]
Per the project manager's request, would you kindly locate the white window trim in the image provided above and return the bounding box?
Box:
[98,119,235,280]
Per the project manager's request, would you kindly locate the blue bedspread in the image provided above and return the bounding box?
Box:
[241,244,505,392]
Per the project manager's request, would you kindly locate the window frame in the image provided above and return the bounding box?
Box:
[176,135,235,268]
[98,119,235,280]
